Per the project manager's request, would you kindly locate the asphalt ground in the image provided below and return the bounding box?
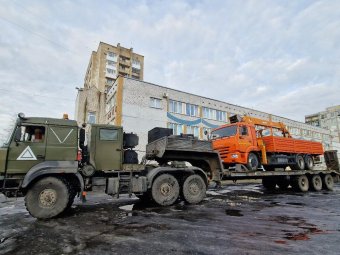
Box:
[0,182,340,255]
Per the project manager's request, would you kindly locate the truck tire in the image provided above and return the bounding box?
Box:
[277,176,290,190]
[262,177,276,190]
[151,174,179,206]
[292,175,309,192]
[182,174,206,204]
[25,177,70,219]
[310,175,322,191]
[322,174,334,191]
[247,153,259,171]
[293,155,305,170]
[304,155,314,170]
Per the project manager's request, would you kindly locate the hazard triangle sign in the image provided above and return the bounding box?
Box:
[17,146,37,160]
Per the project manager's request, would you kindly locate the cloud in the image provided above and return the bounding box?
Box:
[0,0,339,143]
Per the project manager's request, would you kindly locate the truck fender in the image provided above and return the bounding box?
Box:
[146,166,208,189]
[21,161,78,189]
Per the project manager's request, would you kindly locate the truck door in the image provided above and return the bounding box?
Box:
[6,124,46,174]
[238,125,252,153]
[45,125,78,161]
[95,127,123,171]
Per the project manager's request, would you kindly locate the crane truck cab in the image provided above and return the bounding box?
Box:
[211,120,259,170]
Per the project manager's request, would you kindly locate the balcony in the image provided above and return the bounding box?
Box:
[105,72,116,79]
[119,66,130,74]
[119,59,130,66]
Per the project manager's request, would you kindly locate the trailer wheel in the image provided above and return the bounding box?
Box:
[322,174,334,191]
[262,177,276,190]
[25,177,70,219]
[294,155,305,170]
[310,175,322,191]
[182,174,206,204]
[151,174,179,206]
[304,155,314,170]
[277,176,290,190]
[292,175,309,192]
[247,153,259,171]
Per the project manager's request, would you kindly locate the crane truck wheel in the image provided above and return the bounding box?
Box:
[247,153,259,171]
[310,175,322,191]
[292,175,309,192]
[151,174,180,206]
[322,174,334,191]
[25,177,71,219]
[182,174,206,204]
[304,155,314,170]
[294,155,305,170]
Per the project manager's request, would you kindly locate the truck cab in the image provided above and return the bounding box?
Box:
[0,114,79,177]
[211,122,259,167]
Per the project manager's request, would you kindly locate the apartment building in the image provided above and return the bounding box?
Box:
[106,76,340,160]
[75,42,144,125]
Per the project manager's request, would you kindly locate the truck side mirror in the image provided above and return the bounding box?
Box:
[204,130,208,136]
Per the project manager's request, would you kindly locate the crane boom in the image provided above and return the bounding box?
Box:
[230,115,292,138]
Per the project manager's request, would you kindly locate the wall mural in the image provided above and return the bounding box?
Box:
[167,112,219,128]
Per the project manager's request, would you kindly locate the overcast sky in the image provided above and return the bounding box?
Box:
[0,0,339,141]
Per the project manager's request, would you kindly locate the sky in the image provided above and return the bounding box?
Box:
[0,0,339,141]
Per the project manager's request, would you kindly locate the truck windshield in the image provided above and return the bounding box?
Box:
[211,126,237,138]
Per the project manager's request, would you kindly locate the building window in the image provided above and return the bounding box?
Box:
[132,59,141,69]
[107,52,117,60]
[186,103,199,117]
[216,110,226,121]
[203,107,226,121]
[106,68,116,74]
[169,100,183,114]
[106,78,114,85]
[168,123,183,135]
[132,67,140,74]
[88,112,96,124]
[187,125,199,137]
[106,60,117,67]
[150,97,162,109]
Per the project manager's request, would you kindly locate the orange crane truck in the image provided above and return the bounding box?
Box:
[211,115,324,172]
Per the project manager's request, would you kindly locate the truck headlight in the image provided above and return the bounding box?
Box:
[231,154,238,158]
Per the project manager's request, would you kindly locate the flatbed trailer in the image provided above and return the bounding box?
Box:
[147,134,340,192]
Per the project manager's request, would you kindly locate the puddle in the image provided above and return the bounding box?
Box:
[225,209,243,217]
[286,202,305,206]
[285,232,310,241]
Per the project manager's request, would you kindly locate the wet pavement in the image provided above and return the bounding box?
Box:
[1,183,340,255]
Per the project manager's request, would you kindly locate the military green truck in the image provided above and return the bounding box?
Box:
[0,113,222,219]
